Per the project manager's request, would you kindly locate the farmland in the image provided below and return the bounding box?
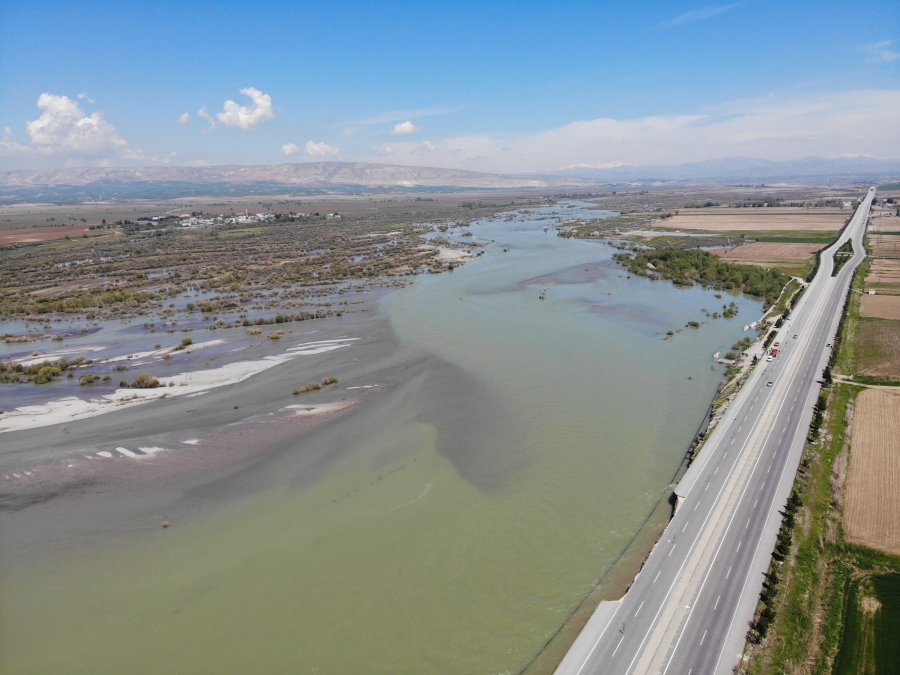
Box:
[869,233,900,258]
[855,319,900,379]
[843,388,900,556]
[712,241,821,278]
[859,295,900,320]
[663,207,847,232]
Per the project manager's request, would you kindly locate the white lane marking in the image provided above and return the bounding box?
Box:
[714,466,719,475]
[96,451,113,458]
[746,518,751,529]
[736,541,742,552]
[700,629,707,646]
[654,571,661,583]
[668,544,676,557]
[115,447,137,457]
[612,637,624,656]
[704,483,710,491]
[714,595,720,610]
[635,600,645,617]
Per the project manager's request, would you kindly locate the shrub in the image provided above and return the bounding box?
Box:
[321,377,338,385]
[303,382,321,392]
[131,374,160,388]
[269,331,283,339]
[292,388,300,395]
[181,337,193,347]
[79,374,96,385]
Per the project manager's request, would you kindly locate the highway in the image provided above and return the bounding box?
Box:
[556,187,875,675]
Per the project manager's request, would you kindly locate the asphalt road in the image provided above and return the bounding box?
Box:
[556,188,875,675]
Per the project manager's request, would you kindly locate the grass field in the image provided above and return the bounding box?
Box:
[866,259,900,292]
[834,573,900,675]
[856,319,900,378]
[844,388,900,555]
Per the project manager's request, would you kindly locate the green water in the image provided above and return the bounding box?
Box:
[0,204,763,674]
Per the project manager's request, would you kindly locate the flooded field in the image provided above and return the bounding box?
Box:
[0,203,764,674]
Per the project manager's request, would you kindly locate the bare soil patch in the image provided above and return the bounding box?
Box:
[665,208,846,232]
[716,241,821,261]
[0,225,107,245]
[856,319,900,378]
[870,234,900,258]
[844,388,900,555]
[860,295,900,320]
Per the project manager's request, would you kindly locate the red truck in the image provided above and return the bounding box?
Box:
[770,347,779,357]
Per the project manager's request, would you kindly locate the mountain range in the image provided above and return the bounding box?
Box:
[1,156,898,191]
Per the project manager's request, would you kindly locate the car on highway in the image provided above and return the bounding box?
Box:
[793,334,799,339]
[766,356,773,362]
[767,380,774,387]
[826,342,832,348]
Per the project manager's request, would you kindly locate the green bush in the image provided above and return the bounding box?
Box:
[131,374,160,388]
[321,377,338,386]
[303,382,321,392]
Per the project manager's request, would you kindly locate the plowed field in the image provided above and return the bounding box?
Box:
[844,388,900,555]
[860,295,900,320]
[870,234,900,258]
[666,208,846,231]
[716,242,821,261]
[866,259,900,287]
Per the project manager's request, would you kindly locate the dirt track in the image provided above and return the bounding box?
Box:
[844,388,900,555]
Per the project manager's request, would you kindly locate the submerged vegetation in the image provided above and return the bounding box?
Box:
[614,248,788,307]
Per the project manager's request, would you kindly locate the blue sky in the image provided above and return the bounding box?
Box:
[1,0,898,172]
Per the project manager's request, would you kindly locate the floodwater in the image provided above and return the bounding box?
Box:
[0,203,763,674]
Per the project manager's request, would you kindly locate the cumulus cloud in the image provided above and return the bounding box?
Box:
[389,120,422,136]
[22,93,139,158]
[421,141,437,151]
[78,92,96,103]
[667,3,740,26]
[281,142,301,156]
[304,140,339,157]
[216,87,275,129]
[362,89,900,173]
[177,112,191,125]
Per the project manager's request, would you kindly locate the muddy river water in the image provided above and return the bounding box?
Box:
[0,203,762,674]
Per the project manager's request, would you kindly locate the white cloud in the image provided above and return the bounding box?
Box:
[389,120,422,136]
[23,93,139,158]
[216,87,275,129]
[197,107,216,132]
[78,92,96,103]
[177,112,191,125]
[151,152,177,164]
[859,40,900,62]
[421,141,437,151]
[362,89,900,173]
[667,3,740,26]
[304,140,339,157]
[0,127,31,156]
[281,142,301,156]
[338,107,456,127]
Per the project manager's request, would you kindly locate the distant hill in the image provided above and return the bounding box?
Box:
[0,162,561,189]
[552,156,900,182]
